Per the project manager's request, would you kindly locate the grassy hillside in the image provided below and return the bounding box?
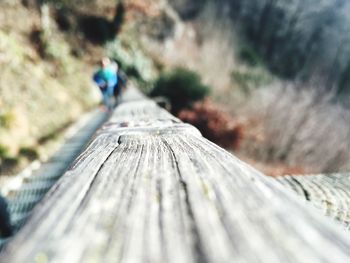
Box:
[0,1,101,174]
[0,0,169,174]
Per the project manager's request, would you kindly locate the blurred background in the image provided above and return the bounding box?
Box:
[1,0,350,177]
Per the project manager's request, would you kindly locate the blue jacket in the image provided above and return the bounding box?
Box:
[93,67,118,90]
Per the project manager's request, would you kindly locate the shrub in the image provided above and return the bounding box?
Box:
[151,67,210,113]
[19,147,39,161]
[231,69,272,95]
[178,99,243,150]
[237,46,262,67]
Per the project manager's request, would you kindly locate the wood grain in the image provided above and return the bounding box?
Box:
[3,87,350,263]
[277,173,350,229]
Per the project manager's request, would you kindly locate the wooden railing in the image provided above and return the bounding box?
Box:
[2,87,350,262]
[278,173,350,230]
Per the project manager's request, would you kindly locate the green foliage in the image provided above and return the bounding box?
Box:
[31,28,72,72]
[19,147,39,161]
[0,111,14,129]
[151,67,210,112]
[0,145,9,159]
[231,70,272,95]
[238,46,262,67]
[0,31,26,67]
[45,39,69,62]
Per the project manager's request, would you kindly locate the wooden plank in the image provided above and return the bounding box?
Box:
[3,87,350,262]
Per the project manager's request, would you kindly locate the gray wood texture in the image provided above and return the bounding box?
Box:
[2,87,350,262]
[277,173,350,229]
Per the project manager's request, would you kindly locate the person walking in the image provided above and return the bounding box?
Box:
[93,57,118,111]
[112,65,128,104]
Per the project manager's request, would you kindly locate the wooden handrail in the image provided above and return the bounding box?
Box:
[277,173,350,229]
[2,87,350,262]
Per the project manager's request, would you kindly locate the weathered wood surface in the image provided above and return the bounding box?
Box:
[277,173,350,229]
[3,87,350,262]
